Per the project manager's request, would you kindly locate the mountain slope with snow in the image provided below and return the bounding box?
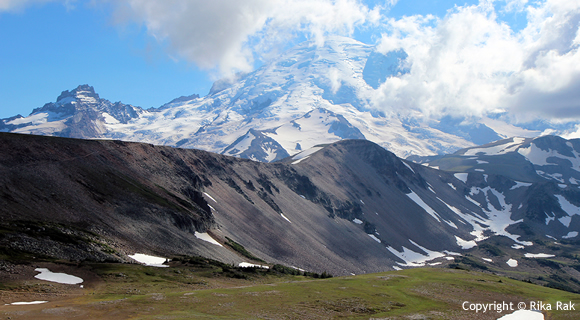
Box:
[0,85,145,139]
[0,37,556,162]
[415,135,580,185]
[3,133,580,290]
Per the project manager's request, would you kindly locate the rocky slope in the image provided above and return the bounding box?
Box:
[3,133,580,283]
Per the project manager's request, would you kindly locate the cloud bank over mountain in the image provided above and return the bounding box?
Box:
[2,0,579,129]
[108,0,381,76]
[372,0,580,124]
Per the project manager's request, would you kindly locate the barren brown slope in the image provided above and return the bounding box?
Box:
[3,133,449,275]
[6,133,576,278]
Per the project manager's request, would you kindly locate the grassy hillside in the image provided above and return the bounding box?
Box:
[1,260,579,319]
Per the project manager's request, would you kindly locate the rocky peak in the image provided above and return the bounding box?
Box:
[56,84,100,104]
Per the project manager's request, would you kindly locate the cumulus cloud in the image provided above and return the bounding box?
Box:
[371,0,580,122]
[108,0,379,77]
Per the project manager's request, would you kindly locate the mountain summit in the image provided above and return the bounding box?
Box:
[1,84,144,138]
[0,37,547,161]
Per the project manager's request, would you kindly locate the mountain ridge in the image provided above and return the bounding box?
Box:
[3,133,580,289]
[2,36,566,162]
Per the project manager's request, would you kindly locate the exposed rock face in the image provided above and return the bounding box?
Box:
[2,133,580,277]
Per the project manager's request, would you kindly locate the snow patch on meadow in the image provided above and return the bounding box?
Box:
[129,253,168,267]
[34,268,84,284]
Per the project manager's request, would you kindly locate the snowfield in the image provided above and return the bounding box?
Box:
[34,268,84,284]
[128,253,169,267]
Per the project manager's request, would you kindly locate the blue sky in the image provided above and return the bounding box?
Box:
[1,0,579,122]
[0,2,211,117]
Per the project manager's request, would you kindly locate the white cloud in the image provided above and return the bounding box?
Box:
[371,0,580,122]
[108,0,378,77]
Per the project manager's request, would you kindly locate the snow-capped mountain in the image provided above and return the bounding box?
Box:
[414,135,580,185]
[412,135,580,242]
[0,37,553,161]
[0,85,145,139]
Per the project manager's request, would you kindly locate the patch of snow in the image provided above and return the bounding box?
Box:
[545,214,555,225]
[563,231,578,239]
[524,253,555,258]
[465,195,481,207]
[281,213,292,223]
[468,187,532,246]
[291,156,309,164]
[474,169,485,172]
[445,220,458,229]
[555,195,580,226]
[497,310,544,320]
[482,258,493,262]
[291,146,324,162]
[6,301,49,305]
[406,191,441,222]
[194,232,223,247]
[102,113,120,124]
[402,161,415,173]
[559,216,572,228]
[536,170,565,183]
[512,244,525,249]
[353,218,363,224]
[519,143,580,172]
[559,184,567,188]
[290,266,306,272]
[455,236,477,249]
[447,183,456,190]
[8,112,50,125]
[428,262,442,266]
[506,259,518,267]
[203,192,217,203]
[262,146,279,162]
[444,257,455,260]
[454,173,468,183]
[34,268,84,284]
[369,234,381,243]
[239,262,269,269]
[360,199,365,205]
[392,266,402,271]
[464,138,525,156]
[387,240,446,267]
[129,253,168,267]
[477,160,489,164]
[300,195,306,199]
[546,234,557,240]
[510,181,532,190]
[232,131,256,154]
